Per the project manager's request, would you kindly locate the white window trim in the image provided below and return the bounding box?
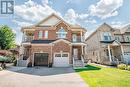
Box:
[56,27,67,38]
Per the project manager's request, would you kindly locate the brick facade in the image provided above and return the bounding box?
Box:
[34,23,72,41]
[30,45,52,66]
[21,14,86,67]
[29,41,72,66]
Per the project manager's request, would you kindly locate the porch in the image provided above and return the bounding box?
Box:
[106,44,124,65]
[71,44,86,68]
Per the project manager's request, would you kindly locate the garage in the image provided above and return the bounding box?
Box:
[34,53,48,66]
[124,53,130,64]
[53,53,69,67]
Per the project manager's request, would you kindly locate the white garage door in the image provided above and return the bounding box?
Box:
[53,53,69,67]
[124,53,130,64]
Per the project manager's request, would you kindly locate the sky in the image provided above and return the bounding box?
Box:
[0,0,130,45]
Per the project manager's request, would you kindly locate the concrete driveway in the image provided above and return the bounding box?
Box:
[0,66,88,87]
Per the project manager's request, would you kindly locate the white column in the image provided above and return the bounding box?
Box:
[22,32,26,42]
[121,45,124,62]
[69,44,72,64]
[80,30,83,42]
[108,45,112,62]
[81,45,83,55]
[22,46,24,60]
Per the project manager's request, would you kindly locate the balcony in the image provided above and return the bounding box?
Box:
[22,36,33,43]
[72,36,84,43]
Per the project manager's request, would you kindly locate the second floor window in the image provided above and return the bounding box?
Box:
[115,36,120,41]
[44,31,48,39]
[56,27,67,38]
[103,32,112,41]
[127,36,130,42]
[38,31,43,39]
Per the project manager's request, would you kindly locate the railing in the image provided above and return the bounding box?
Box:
[111,56,120,65]
[72,56,75,68]
[72,36,84,43]
[26,57,30,67]
[22,36,33,42]
[81,55,85,67]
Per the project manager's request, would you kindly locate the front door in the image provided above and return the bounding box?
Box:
[73,49,78,59]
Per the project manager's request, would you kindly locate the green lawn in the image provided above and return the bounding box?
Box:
[75,64,130,87]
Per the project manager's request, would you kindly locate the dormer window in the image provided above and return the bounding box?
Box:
[103,32,112,41]
[56,27,67,38]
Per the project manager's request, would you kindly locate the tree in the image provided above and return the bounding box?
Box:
[0,25,16,50]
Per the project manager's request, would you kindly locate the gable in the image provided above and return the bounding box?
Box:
[39,16,61,26]
[112,40,120,46]
[52,39,71,44]
[99,23,114,32]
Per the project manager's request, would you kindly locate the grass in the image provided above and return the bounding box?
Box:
[75,64,130,87]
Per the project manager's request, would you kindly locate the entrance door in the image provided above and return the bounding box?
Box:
[34,53,48,66]
[73,49,78,59]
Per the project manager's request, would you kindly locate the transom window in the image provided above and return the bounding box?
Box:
[56,27,67,38]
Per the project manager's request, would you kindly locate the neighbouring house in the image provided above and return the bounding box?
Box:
[18,14,87,67]
[85,23,130,65]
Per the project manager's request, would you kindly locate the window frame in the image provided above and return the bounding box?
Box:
[56,27,67,39]
[127,36,130,42]
[103,32,112,41]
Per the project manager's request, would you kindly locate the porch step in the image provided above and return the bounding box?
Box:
[17,60,27,67]
[73,60,84,68]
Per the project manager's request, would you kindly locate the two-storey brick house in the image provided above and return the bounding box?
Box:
[19,14,87,67]
[85,23,130,65]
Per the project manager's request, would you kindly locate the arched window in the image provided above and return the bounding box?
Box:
[56,27,67,38]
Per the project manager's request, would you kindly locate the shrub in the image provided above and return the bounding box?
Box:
[27,62,32,67]
[117,64,127,70]
[0,67,3,71]
[127,66,130,71]
[13,60,17,66]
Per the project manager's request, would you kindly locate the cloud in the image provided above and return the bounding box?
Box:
[66,0,84,4]
[14,0,96,28]
[42,0,49,5]
[110,21,129,28]
[64,8,90,24]
[12,20,33,27]
[14,0,61,22]
[89,0,123,19]
[64,9,78,24]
